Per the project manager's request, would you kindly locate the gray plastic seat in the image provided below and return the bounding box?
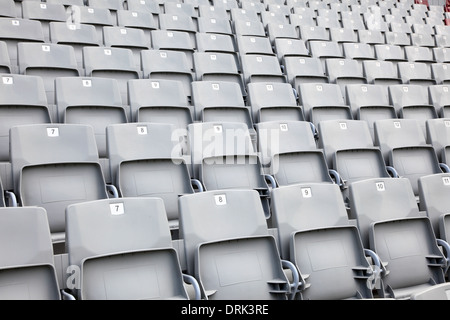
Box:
[178,189,299,300]
[233,19,266,38]
[362,60,402,86]
[49,22,101,69]
[164,2,197,18]
[127,0,161,15]
[418,173,450,241]
[0,207,61,300]
[309,41,344,67]
[21,2,67,42]
[128,79,193,131]
[102,26,152,69]
[0,74,51,162]
[325,58,368,95]
[65,197,197,300]
[404,46,435,65]
[289,12,317,29]
[198,4,229,19]
[241,54,287,85]
[384,31,411,47]
[283,56,329,90]
[298,83,353,127]
[230,8,260,23]
[195,32,237,58]
[374,44,407,65]
[388,84,438,134]
[397,62,436,86]
[270,183,375,300]
[410,32,436,48]
[55,77,128,159]
[345,84,397,139]
[158,13,197,49]
[0,0,17,18]
[0,41,11,74]
[432,63,450,85]
[236,35,276,57]
[116,9,158,38]
[141,49,194,101]
[266,23,299,46]
[348,177,448,299]
[298,25,330,45]
[342,42,376,65]
[374,118,446,196]
[274,38,310,63]
[429,85,450,118]
[426,118,450,165]
[9,124,112,249]
[77,5,115,40]
[17,42,80,114]
[191,81,253,132]
[197,16,233,36]
[193,52,246,97]
[247,82,305,123]
[357,29,386,46]
[106,122,198,232]
[83,46,141,106]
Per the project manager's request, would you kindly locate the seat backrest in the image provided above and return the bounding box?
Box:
[0,74,51,162]
[283,56,329,88]
[271,183,349,259]
[397,62,435,85]
[362,60,402,85]
[348,177,421,247]
[426,118,450,162]
[241,54,286,85]
[0,207,61,300]
[345,83,393,120]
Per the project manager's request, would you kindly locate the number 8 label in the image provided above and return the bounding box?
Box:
[214,194,227,205]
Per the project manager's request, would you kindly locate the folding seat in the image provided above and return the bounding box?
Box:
[83,46,141,106]
[236,35,276,57]
[431,63,450,85]
[362,60,402,86]
[363,12,390,32]
[397,61,436,86]
[65,197,199,300]
[187,121,256,180]
[9,124,115,251]
[298,82,353,127]
[404,46,435,65]
[315,15,341,30]
[261,10,290,27]
[151,30,196,71]
[21,2,67,42]
[309,41,344,68]
[198,4,229,19]
[211,0,240,13]
[191,81,253,134]
[127,0,161,16]
[158,13,197,49]
[373,118,447,197]
[141,49,194,101]
[374,44,408,65]
[429,84,450,118]
[247,82,305,123]
[266,23,300,46]
[328,28,359,49]
[77,5,115,40]
[266,3,292,17]
[164,2,198,18]
[308,0,329,11]
[178,189,300,300]
[193,52,246,97]
[233,19,267,38]
[345,84,397,139]
[388,84,438,134]
[17,42,81,119]
[348,177,448,299]
[0,41,11,74]
[434,25,450,47]
[410,33,436,49]
[283,56,329,90]
[384,31,412,47]
[230,8,260,23]
[289,12,317,28]
[0,74,51,167]
[274,38,310,63]
[49,22,100,70]
[116,9,158,41]
[340,11,366,30]
[0,18,45,73]
[128,78,192,129]
[270,183,375,300]
[106,123,199,234]
[317,119,392,197]
[325,58,368,96]
[55,77,128,163]
[298,25,330,47]
[102,26,151,69]
[433,47,450,63]
[342,42,376,65]
[197,16,234,36]
[316,8,340,21]
[240,1,266,14]
[0,207,62,300]
[240,54,287,86]
[195,32,236,55]
[357,29,386,46]
[425,118,450,165]
[86,0,125,22]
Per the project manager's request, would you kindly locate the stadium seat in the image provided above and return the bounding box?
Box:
[240,54,287,85]
[0,0,18,18]
[236,35,276,57]
[141,49,194,101]
[342,42,377,65]
[178,189,300,300]
[298,82,353,127]
[397,61,436,86]
[198,4,229,20]
[431,63,450,85]
[151,30,196,70]
[247,82,305,123]
[274,38,310,63]
[0,207,61,300]
[357,29,386,46]
[270,183,375,300]
[384,31,412,47]
[54,77,128,161]
[9,124,115,252]
[158,13,197,49]
[325,58,368,95]
[374,44,408,65]
[373,118,447,197]
[83,46,141,106]
[197,16,234,36]
[126,0,161,16]
[106,122,199,234]
[164,2,198,18]
[266,23,300,45]
[116,9,158,39]
[77,5,115,40]
[0,74,51,163]
[348,177,448,299]
[428,84,450,117]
